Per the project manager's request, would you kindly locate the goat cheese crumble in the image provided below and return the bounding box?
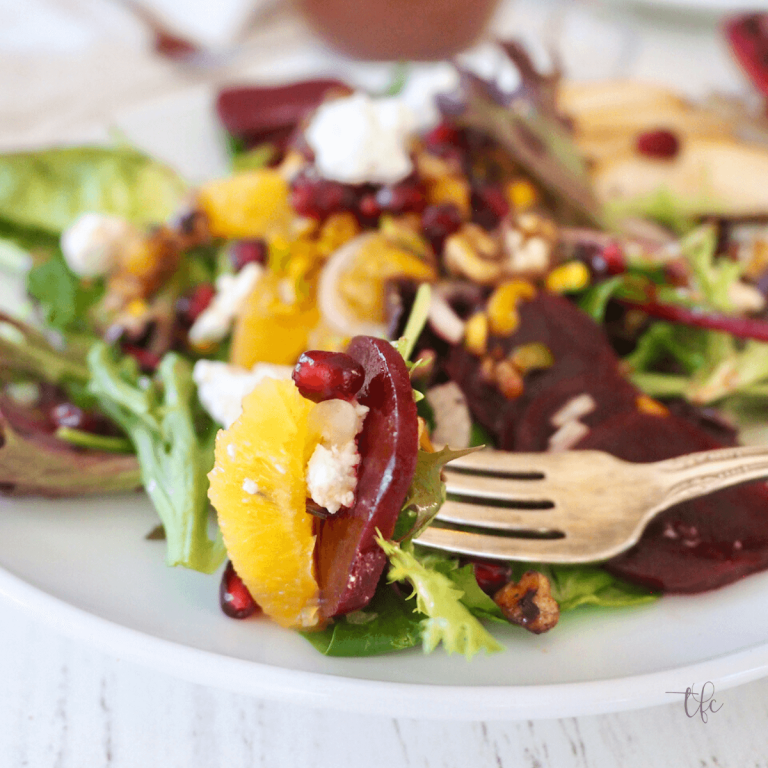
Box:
[305,399,369,514]
[192,359,293,427]
[304,93,415,185]
[60,212,138,278]
[188,262,263,347]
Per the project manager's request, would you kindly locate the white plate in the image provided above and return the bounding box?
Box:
[4,86,768,722]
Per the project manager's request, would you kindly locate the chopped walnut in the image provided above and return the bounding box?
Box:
[501,213,558,278]
[494,570,560,634]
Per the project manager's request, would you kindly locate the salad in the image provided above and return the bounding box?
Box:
[4,36,768,660]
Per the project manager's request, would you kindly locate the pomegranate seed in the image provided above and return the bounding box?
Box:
[602,242,626,275]
[472,183,509,230]
[292,350,365,402]
[358,193,381,221]
[636,129,680,160]
[220,561,260,619]
[425,122,462,148]
[472,561,513,596]
[375,181,425,214]
[291,175,357,219]
[177,283,215,326]
[229,239,267,271]
[421,202,463,251]
[121,344,161,372]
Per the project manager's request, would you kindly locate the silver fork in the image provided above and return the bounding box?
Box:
[414,446,768,563]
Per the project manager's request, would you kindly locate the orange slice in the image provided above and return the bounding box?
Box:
[208,378,319,629]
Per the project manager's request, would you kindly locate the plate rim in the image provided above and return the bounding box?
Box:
[3,563,768,721]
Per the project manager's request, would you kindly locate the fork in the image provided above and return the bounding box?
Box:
[414,446,768,563]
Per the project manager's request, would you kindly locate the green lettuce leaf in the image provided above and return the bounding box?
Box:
[87,342,225,573]
[0,145,187,235]
[543,565,658,611]
[301,584,423,657]
[377,536,503,659]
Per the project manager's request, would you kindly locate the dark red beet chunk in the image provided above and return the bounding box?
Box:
[577,412,768,593]
[229,239,267,272]
[636,129,680,160]
[220,561,260,619]
[216,80,351,149]
[315,336,419,619]
[725,13,768,97]
[292,350,365,402]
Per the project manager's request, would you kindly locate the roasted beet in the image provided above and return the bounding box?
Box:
[576,411,768,593]
[315,336,419,619]
[216,80,351,149]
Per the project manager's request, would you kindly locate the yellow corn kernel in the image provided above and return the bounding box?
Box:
[636,394,669,417]
[545,261,591,294]
[427,176,471,215]
[510,342,554,373]
[506,179,539,211]
[126,298,148,318]
[487,280,536,336]
[465,312,489,355]
[316,213,360,258]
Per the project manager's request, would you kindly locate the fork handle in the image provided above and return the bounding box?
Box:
[652,445,768,512]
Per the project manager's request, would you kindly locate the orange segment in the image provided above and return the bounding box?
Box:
[208,378,319,629]
[230,271,320,367]
[196,170,291,239]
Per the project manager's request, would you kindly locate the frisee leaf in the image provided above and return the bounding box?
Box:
[377,536,503,659]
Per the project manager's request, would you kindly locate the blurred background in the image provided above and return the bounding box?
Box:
[0,0,763,155]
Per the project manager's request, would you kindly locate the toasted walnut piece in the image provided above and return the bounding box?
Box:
[502,213,558,278]
[494,570,560,634]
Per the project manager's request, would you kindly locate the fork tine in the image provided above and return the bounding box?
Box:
[415,526,592,563]
[435,499,562,532]
[444,472,552,505]
[446,450,551,476]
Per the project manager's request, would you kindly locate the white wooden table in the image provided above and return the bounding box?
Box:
[2,0,768,764]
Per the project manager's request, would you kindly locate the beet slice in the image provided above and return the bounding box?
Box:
[316,336,419,619]
[513,372,638,451]
[216,80,351,149]
[576,411,768,593]
[725,13,768,97]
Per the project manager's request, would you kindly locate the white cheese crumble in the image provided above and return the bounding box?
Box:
[60,213,138,278]
[304,92,415,185]
[192,359,293,427]
[188,262,263,347]
[305,399,369,515]
[426,382,472,450]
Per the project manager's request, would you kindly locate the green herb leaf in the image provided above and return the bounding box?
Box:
[578,275,625,321]
[377,536,504,659]
[392,283,432,364]
[0,145,187,235]
[87,342,225,573]
[26,252,103,332]
[393,445,480,541]
[230,144,276,173]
